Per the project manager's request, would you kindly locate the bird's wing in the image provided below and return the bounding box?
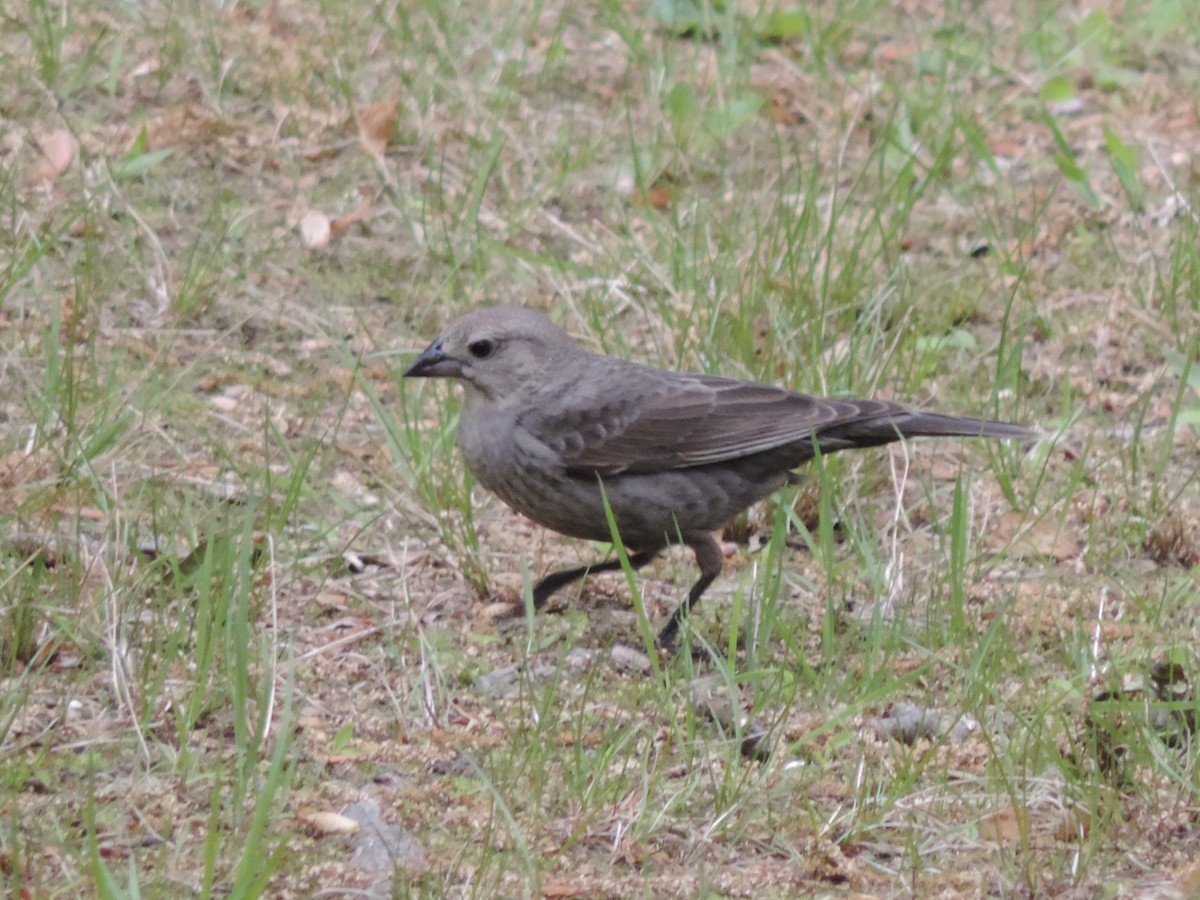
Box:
[524,367,899,475]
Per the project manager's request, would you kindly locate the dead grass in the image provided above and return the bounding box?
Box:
[2,0,1200,896]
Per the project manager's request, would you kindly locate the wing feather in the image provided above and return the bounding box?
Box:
[524,368,891,476]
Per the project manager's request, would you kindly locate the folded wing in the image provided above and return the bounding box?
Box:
[526,369,953,475]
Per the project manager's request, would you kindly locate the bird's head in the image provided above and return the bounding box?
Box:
[405,306,581,404]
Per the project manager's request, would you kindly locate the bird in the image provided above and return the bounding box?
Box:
[405,305,1033,650]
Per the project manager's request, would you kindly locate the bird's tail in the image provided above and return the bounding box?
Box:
[819,410,1035,452]
[890,412,1035,441]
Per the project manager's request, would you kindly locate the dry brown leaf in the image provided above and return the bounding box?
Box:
[874,40,919,64]
[927,457,969,481]
[1055,808,1091,841]
[355,97,398,161]
[985,511,1077,561]
[634,185,674,210]
[297,809,360,835]
[979,805,1027,844]
[767,94,799,126]
[0,448,57,488]
[298,210,332,248]
[30,129,76,185]
[542,880,597,899]
[1083,619,1139,640]
[329,192,374,237]
[1176,859,1200,896]
[988,137,1026,158]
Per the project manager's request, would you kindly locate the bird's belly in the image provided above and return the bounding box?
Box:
[482,461,788,550]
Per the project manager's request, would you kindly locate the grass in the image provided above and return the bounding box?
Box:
[2,0,1200,895]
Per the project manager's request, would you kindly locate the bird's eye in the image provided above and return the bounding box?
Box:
[467,339,497,359]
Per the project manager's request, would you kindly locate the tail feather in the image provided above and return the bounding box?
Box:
[818,410,1035,453]
[890,412,1036,441]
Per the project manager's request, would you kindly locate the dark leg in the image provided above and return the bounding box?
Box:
[532,550,660,610]
[657,534,723,651]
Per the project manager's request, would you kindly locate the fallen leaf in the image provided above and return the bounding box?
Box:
[1055,808,1090,841]
[927,457,969,481]
[0,448,57,488]
[298,810,360,835]
[767,90,804,126]
[985,511,1077,561]
[988,137,1026,158]
[635,185,674,210]
[355,97,398,161]
[1177,859,1200,896]
[330,191,374,237]
[542,880,596,899]
[979,804,1026,844]
[30,129,76,185]
[299,210,332,248]
[874,40,919,64]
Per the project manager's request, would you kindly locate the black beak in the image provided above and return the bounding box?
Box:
[404,339,460,378]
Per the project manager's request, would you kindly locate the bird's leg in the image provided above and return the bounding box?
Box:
[656,534,723,651]
[532,550,660,610]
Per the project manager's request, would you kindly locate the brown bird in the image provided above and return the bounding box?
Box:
[405,306,1033,649]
